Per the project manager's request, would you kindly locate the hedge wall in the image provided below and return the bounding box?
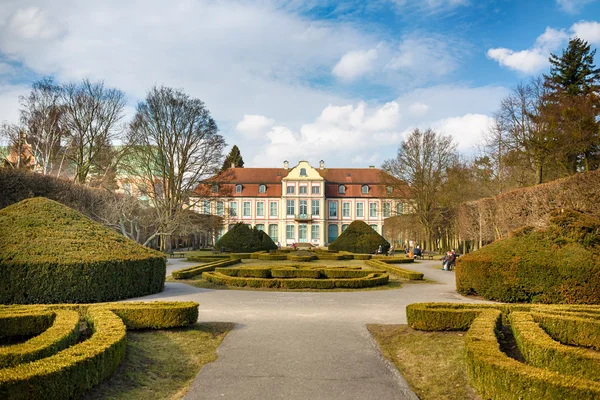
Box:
[0,198,166,304]
[0,301,199,399]
[405,303,600,399]
[456,210,600,304]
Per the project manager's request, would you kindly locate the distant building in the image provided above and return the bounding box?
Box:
[192,160,411,246]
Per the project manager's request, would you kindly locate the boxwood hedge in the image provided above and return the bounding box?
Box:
[366,260,423,280]
[328,220,390,254]
[171,258,241,279]
[0,198,166,304]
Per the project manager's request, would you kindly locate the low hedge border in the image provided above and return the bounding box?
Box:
[315,254,347,260]
[287,255,317,262]
[229,253,253,260]
[532,311,600,351]
[0,311,55,338]
[271,268,321,279]
[250,251,267,259]
[0,301,199,399]
[371,255,414,264]
[510,311,600,382]
[202,271,389,289]
[0,310,79,368]
[366,260,423,280]
[187,255,231,262]
[258,254,288,261]
[171,258,241,279]
[322,269,372,279]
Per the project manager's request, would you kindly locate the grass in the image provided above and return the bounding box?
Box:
[83,322,233,400]
[368,324,478,400]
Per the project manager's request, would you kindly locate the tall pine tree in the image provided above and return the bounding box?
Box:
[221,145,244,171]
[545,37,600,96]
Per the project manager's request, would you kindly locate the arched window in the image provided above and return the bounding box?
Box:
[259,184,266,193]
[362,185,369,194]
[236,184,242,193]
[338,185,345,194]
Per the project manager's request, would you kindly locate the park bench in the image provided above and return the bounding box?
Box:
[168,251,185,258]
[422,251,437,260]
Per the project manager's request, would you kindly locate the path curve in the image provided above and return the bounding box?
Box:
[132,259,488,399]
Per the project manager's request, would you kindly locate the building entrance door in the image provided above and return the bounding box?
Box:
[299,223,308,242]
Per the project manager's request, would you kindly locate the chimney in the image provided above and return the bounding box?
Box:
[283,160,289,170]
[231,162,235,169]
[319,160,324,170]
[369,165,375,169]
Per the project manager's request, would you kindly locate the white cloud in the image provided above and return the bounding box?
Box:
[486,48,549,74]
[431,113,494,151]
[556,0,596,13]
[0,63,13,75]
[408,102,429,115]
[572,21,600,44]
[387,36,460,77]
[235,114,274,138]
[0,82,29,127]
[332,49,378,81]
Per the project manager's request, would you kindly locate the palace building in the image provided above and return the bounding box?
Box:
[191,160,410,246]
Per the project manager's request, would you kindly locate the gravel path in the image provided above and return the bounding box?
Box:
[132,259,488,399]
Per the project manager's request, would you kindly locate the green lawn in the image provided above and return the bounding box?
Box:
[83,322,233,400]
[368,324,478,400]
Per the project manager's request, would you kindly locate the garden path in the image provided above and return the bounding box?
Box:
[132,259,488,400]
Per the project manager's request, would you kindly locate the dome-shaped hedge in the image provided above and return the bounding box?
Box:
[328,220,390,254]
[456,209,600,304]
[216,223,277,253]
[0,197,166,304]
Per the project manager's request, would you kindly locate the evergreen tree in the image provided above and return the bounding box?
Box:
[545,37,600,96]
[221,145,244,171]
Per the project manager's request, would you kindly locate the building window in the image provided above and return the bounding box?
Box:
[342,224,349,233]
[286,224,295,240]
[229,202,237,217]
[342,202,350,218]
[386,186,393,195]
[311,224,320,240]
[312,200,320,216]
[259,184,266,193]
[299,200,308,216]
[300,168,307,176]
[299,185,307,194]
[270,201,278,217]
[356,202,364,218]
[202,200,210,214]
[327,224,339,243]
[396,202,404,215]
[369,202,377,218]
[287,185,295,194]
[216,201,224,216]
[256,202,264,217]
[370,224,378,233]
[312,185,320,194]
[243,201,251,217]
[383,202,391,218]
[269,224,278,241]
[286,199,295,215]
[338,185,345,194]
[212,184,218,193]
[255,224,265,231]
[362,185,369,194]
[329,201,338,218]
[236,184,242,193]
[299,224,308,242]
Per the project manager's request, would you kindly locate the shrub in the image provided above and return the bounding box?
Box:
[0,198,166,304]
[237,267,271,278]
[315,254,346,260]
[98,302,198,330]
[353,254,372,260]
[321,269,372,279]
[0,312,55,338]
[171,258,241,279]
[258,254,288,261]
[229,253,253,260]
[287,255,317,262]
[187,255,230,262]
[366,260,423,280]
[532,312,600,350]
[271,268,321,279]
[216,223,277,253]
[328,220,390,254]
[372,255,414,263]
[456,210,600,304]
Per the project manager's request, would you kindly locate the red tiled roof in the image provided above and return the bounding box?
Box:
[222,168,288,183]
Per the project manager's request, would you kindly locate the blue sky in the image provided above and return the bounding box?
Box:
[0,0,599,167]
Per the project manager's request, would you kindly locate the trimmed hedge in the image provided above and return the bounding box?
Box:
[315,254,347,260]
[0,301,199,399]
[371,255,414,264]
[510,311,600,382]
[322,269,372,279]
[229,253,253,260]
[171,258,241,279]
[532,312,600,350]
[406,303,600,400]
[202,271,389,289]
[366,260,423,280]
[456,210,600,304]
[287,255,317,262]
[0,310,79,368]
[258,254,288,261]
[216,223,277,253]
[186,256,229,262]
[0,312,55,338]
[271,268,321,279]
[0,198,166,304]
[329,220,390,254]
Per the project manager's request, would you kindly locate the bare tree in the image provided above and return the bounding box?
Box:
[127,86,225,250]
[19,77,66,176]
[62,79,126,184]
[383,128,457,251]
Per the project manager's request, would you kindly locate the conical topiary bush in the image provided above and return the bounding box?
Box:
[216,222,277,253]
[0,197,166,304]
[328,220,390,254]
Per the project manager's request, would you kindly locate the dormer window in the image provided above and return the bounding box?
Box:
[236,184,243,193]
[338,185,346,194]
[212,184,219,193]
[362,185,369,194]
[386,186,392,195]
[300,168,307,177]
[259,184,266,193]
